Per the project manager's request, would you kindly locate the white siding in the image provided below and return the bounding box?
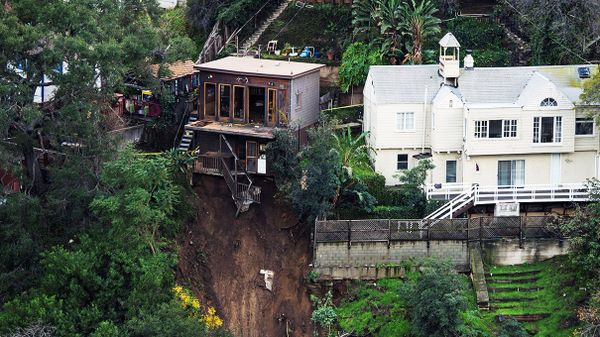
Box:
[290,71,320,129]
[371,103,430,150]
[464,107,576,155]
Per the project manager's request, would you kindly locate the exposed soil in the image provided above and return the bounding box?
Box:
[177,175,314,337]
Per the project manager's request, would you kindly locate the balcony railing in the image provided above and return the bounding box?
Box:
[426,183,591,205]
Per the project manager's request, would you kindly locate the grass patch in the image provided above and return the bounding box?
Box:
[483,256,585,336]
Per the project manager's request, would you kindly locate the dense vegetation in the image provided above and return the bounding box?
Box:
[0,1,230,335]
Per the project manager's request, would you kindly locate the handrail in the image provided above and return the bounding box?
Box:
[424,184,477,220]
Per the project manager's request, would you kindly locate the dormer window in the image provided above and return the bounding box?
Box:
[540,98,557,107]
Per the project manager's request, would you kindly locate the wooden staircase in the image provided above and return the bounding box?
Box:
[238,0,293,55]
[177,113,198,151]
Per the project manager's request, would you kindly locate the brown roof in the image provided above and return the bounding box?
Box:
[150,60,197,81]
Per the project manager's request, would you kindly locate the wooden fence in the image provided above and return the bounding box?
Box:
[315,216,565,246]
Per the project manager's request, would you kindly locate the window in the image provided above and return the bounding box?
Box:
[396,112,415,131]
[446,160,457,183]
[233,86,245,121]
[498,160,525,187]
[267,89,277,126]
[576,118,594,136]
[533,116,562,143]
[475,119,518,138]
[540,97,558,107]
[489,120,503,138]
[397,154,408,170]
[503,120,518,138]
[218,84,231,118]
[204,83,216,117]
[474,120,488,138]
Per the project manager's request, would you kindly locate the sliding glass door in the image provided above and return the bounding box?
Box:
[498,160,525,187]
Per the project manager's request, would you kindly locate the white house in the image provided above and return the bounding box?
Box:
[363,32,599,217]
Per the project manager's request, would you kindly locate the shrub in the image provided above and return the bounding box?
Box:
[497,319,529,337]
[408,261,468,337]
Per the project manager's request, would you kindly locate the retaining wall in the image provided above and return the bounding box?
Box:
[314,239,569,280]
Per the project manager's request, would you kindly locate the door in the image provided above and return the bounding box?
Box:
[498,160,525,187]
[204,82,216,119]
[246,141,258,173]
[550,154,561,185]
[267,88,277,127]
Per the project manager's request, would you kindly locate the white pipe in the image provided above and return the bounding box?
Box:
[421,86,428,154]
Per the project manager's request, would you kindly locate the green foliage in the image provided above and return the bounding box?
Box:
[339,42,382,92]
[497,319,529,337]
[91,148,180,254]
[336,279,411,336]
[352,0,441,64]
[581,66,600,105]
[400,0,441,64]
[268,124,376,223]
[258,4,353,56]
[445,17,509,66]
[494,0,600,65]
[166,35,198,63]
[408,260,467,337]
[311,290,338,336]
[160,7,189,37]
[321,105,363,124]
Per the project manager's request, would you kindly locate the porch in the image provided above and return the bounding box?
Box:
[426,182,590,205]
[192,134,262,215]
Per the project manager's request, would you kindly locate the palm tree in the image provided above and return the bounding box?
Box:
[331,128,374,207]
[400,0,441,64]
[353,0,405,63]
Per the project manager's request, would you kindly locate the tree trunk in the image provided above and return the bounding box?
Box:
[21,136,46,194]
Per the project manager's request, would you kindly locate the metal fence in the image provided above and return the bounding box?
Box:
[315,216,564,245]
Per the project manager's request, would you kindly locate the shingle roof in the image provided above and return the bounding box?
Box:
[150,60,197,81]
[368,64,597,105]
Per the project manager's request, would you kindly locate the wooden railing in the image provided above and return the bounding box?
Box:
[195,155,221,175]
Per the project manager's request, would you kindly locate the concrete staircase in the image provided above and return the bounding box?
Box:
[500,23,532,66]
[238,0,292,56]
[177,114,198,151]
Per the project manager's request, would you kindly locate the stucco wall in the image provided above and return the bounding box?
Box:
[482,239,569,265]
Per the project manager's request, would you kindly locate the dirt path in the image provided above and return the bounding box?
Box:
[177,176,313,337]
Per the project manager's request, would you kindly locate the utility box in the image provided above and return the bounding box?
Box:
[495,202,520,217]
[257,155,267,174]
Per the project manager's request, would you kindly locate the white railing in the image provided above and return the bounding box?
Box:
[475,183,589,204]
[426,182,590,205]
[423,185,477,221]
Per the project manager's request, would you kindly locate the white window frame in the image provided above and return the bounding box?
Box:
[575,118,595,137]
[533,116,562,144]
[474,120,488,138]
[540,97,558,107]
[502,119,518,138]
[396,112,415,131]
[397,154,409,170]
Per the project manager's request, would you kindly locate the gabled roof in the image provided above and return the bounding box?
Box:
[367,64,598,106]
[150,60,197,81]
[195,56,324,79]
[439,32,461,48]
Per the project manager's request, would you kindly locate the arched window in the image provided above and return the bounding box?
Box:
[540,98,558,107]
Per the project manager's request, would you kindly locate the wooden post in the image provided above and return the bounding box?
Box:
[479,217,483,245]
[387,219,391,249]
[519,216,524,249]
[347,220,351,250]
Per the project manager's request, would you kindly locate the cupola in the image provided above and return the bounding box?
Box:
[439,32,461,86]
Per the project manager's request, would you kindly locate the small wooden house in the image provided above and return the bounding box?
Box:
[187,56,323,175]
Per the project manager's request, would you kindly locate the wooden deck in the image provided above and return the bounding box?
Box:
[186,121,275,139]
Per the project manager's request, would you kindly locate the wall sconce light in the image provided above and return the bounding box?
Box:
[207,74,213,79]
[268,81,275,86]
[236,77,249,84]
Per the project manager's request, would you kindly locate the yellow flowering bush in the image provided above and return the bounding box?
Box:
[172,285,223,330]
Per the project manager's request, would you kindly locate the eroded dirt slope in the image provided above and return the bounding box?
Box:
[177,176,313,337]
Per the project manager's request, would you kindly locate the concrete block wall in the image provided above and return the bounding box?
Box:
[314,240,469,279]
[482,239,569,265]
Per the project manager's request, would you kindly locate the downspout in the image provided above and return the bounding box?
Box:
[421,86,428,154]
